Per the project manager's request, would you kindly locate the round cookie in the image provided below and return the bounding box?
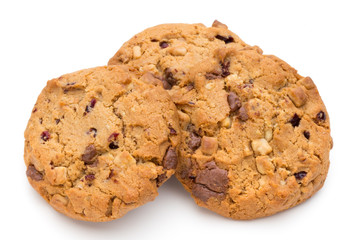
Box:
[24,65,180,222]
[175,46,332,219]
[108,20,249,90]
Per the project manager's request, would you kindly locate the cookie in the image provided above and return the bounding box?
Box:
[108,20,249,89]
[175,46,332,219]
[24,65,180,222]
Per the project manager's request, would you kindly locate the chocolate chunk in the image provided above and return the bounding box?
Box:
[303,131,310,140]
[109,142,119,149]
[151,39,158,42]
[108,132,120,142]
[227,92,241,112]
[316,111,326,122]
[85,174,95,181]
[195,161,228,193]
[290,113,301,127]
[40,131,50,141]
[205,72,221,80]
[163,147,178,170]
[26,165,43,181]
[81,144,97,164]
[294,171,307,181]
[192,184,225,202]
[188,132,201,151]
[237,106,249,121]
[169,127,177,135]
[159,41,169,48]
[215,35,235,44]
[162,68,177,89]
[220,59,231,77]
[108,169,114,179]
[156,173,167,187]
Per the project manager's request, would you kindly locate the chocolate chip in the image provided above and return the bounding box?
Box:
[227,92,241,112]
[169,127,177,135]
[290,113,301,127]
[294,171,307,181]
[85,174,95,181]
[162,68,177,89]
[303,131,310,140]
[156,173,167,187]
[108,169,114,179]
[220,59,231,77]
[159,41,169,48]
[316,111,326,122]
[26,165,43,181]
[109,142,119,149]
[186,83,194,91]
[215,35,235,44]
[188,132,201,151]
[205,72,221,80]
[237,106,249,121]
[108,132,120,142]
[41,131,50,141]
[192,184,225,202]
[195,161,228,193]
[87,128,97,137]
[163,147,178,170]
[151,39,158,42]
[39,118,43,124]
[66,82,76,86]
[81,144,97,164]
[55,118,60,124]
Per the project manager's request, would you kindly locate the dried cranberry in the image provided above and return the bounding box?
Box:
[215,35,234,44]
[316,111,326,122]
[108,132,120,142]
[303,131,310,139]
[41,131,50,141]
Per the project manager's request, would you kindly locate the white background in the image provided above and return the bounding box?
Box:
[0,0,359,239]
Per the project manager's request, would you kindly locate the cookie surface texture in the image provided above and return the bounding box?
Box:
[176,46,332,219]
[24,66,180,222]
[108,21,249,89]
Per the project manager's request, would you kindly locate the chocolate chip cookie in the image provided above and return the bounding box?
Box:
[24,65,180,222]
[176,46,332,219]
[108,20,249,89]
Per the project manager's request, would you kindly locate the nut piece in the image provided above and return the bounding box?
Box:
[52,167,67,185]
[212,20,228,29]
[298,76,315,90]
[255,156,275,175]
[168,46,187,56]
[265,129,273,141]
[132,46,141,59]
[178,111,190,129]
[288,86,307,107]
[221,117,231,128]
[251,138,273,156]
[201,136,218,155]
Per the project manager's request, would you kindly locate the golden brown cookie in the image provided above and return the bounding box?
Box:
[24,65,180,222]
[176,46,332,219]
[108,21,249,89]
